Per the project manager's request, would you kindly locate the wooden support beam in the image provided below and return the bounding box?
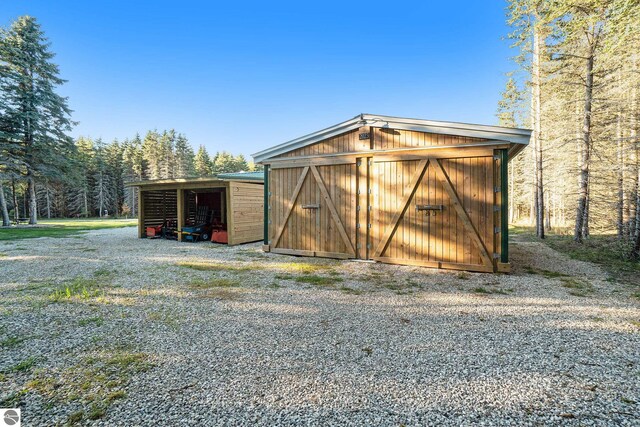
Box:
[271,248,314,257]
[138,190,145,238]
[225,182,233,245]
[176,189,184,242]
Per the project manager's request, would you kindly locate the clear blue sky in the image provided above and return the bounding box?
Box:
[1,1,514,159]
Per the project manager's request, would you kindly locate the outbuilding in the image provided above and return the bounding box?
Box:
[129,172,264,245]
[253,114,530,272]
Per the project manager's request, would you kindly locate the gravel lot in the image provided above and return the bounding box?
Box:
[0,227,639,426]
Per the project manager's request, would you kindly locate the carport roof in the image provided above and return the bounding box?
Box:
[127,172,263,187]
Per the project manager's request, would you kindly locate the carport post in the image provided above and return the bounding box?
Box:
[177,189,184,242]
[137,189,145,238]
[263,165,269,247]
[500,149,509,263]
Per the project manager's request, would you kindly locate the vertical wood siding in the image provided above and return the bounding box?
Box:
[276,129,368,158]
[267,127,502,272]
[229,182,264,245]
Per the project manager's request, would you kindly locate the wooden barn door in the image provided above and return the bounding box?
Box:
[369,156,496,272]
[269,162,358,259]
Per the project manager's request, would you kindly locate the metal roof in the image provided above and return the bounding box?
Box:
[126,172,263,187]
[252,113,531,163]
[216,171,264,181]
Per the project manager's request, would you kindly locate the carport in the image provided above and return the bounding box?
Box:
[128,172,264,245]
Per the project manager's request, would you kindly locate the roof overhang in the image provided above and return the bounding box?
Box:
[252,113,531,163]
[126,174,263,188]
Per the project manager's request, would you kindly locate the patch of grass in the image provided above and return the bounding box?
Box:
[267,282,284,289]
[524,267,571,278]
[0,252,7,257]
[381,279,422,295]
[629,320,640,328]
[79,316,104,327]
[16,281,53,293]
[0,390,27,407]
[106,390,126,401]
[87,403,107,420]
[199,288,243,300]
[541,270,569,278]
[541,233,640,286]
[561,278,595,297]
[0,218,137,241]
[0,336,27,348]
[176,261,253,272]
[294,274,343,287]
[49,277,104,302]
[146,310,177,326]
[93,268,113,277]
[339,286,363,295]
[236,249,266,258]
[362,346,373,356]
[188,278,241,289]
[67,410,84,424]
[275,262,335,274]
[455,272,471,280]
[472,287,509,295]
[24,349,153,421]
[509,225,539,241]
[4,356,38,373]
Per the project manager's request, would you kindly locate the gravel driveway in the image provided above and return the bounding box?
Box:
[0,227,638,426]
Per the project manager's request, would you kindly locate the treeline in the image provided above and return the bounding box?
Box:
[0,16,257,223]
[9,132,259,220]
[499,0,640,255]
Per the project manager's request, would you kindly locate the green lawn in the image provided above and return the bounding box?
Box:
[511,225,640,287]
[0,218,137,241]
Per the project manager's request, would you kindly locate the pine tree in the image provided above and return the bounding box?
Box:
[174,134,195,177]
[0,184,10,226]
[497,77,529,224]
[122,134,145,216]
[212,151,238,174]
[105,140,124,215]
[159,130,176,179]
[93,138,114,217]
[234,154,249,172]
[247,161,263,172]
[142,130,162,179]
[194,145,213,176]
[506,0,554,238]
[0,16,74,224]
[68,137,94,217]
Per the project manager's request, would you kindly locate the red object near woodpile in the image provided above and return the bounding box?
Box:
[211,230,228,244]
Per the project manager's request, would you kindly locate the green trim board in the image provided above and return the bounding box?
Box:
[500,149,509,263]
[263,166,269,245]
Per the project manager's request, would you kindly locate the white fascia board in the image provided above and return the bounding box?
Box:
[252,116,363,163]
[371,116,531,145]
